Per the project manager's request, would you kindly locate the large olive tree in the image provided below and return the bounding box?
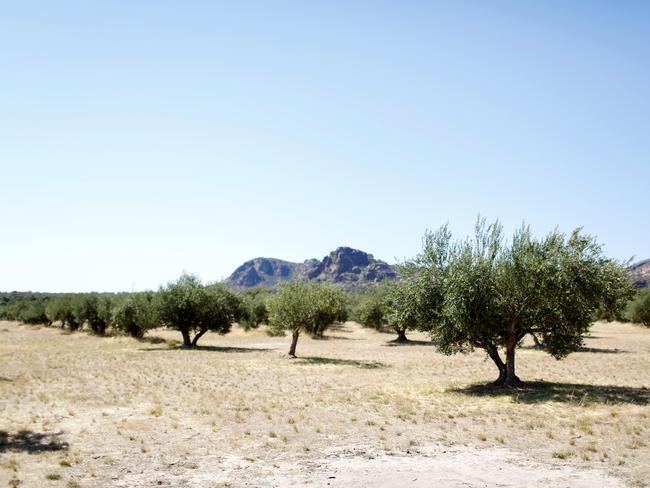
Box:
[412,220,633,387]
[158,274,242,347]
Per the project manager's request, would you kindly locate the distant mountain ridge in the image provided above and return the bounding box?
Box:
[224,247,396,291]
[628,259,650,288]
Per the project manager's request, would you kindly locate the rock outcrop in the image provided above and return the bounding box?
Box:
[224,247,396,290]
[628,259,650,288]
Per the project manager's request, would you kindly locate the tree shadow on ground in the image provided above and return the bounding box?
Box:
[383,339,435,347]
[139,345,273,353]
[452,381,649,406]
[312,335,361,341]
[0,431,68,454]
[519,345,625,354]
[296,356,387,369]
[139,336,168,344]
[327,323,349,332]
[577,346,626,354]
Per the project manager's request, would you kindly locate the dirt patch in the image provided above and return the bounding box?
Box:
[100,444,626,487]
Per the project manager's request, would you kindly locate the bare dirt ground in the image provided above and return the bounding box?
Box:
[1,320,648,487]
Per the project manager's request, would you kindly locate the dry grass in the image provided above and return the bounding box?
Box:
[0,320,648,487]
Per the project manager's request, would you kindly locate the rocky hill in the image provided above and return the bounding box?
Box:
[224,247,396,290]
[628,259,650,288]
[224,258,301,289]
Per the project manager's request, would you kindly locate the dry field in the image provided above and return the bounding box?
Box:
[0,319,649,487]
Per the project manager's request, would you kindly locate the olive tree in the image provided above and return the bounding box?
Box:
[158,274,242,347]
[384,279,425,342]
[45,295,80,330]
[354,285,390,330]
[310,284,348,337]
[5,299,50,325]
[239,287,270,330]
[412,220,633,387]
[73,294,113,335]
[628,287,650,327]
[113,292,159,339]
[355,282,418,342]
[267,281,346,357]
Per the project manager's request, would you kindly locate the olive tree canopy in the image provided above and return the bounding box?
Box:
[268,281,347,357]
[158,274,242,347]
[412,220,633,386]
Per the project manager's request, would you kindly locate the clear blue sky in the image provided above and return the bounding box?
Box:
[1,1,648,292]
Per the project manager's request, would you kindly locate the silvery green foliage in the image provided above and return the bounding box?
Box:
[267,281,347,337]
[354,284,391,330]
[239,287,270,330]
[112,292,159,339]
[157,274,242,346]
[410,219,633,384]
[628,287,650,326]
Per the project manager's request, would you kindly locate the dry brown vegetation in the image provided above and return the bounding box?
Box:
[0,320,649,487]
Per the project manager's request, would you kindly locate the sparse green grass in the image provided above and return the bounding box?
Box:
[552,450,575,460]
[148,405,163,417]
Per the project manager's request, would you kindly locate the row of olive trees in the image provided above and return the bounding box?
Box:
[0,297,51,325]
[354,220,636,387]
[2,275,349,352]
[29,276,246,346]
[4,219,642,384]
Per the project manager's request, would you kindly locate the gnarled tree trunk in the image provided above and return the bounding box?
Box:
[191,328,208,347]
[288,329,300,357]
[181,329,192,347]
[504,317,523,387]
[487,344,507,386]
[395,328,408,342]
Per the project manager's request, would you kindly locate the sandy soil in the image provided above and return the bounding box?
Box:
[0,320,648,487]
